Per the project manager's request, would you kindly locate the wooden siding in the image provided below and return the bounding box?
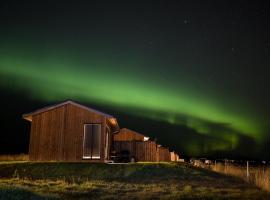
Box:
[64,103,106,162]
[114,141,173,162]
[114,141,158,162]
[170,152,177,162]
[29,105,65,161]
[157,146,171,162]
[175,154,180,162]
[114,128,145,141]
[28,103,110,162]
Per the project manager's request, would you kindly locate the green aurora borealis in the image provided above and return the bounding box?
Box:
[1,1,270,158]
[0,51,265,142]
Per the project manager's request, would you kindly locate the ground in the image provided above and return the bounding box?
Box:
[0,162,269,200]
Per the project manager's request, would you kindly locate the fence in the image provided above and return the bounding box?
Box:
[211,160,270,191]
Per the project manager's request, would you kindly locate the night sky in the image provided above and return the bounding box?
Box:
[1,1,270,159]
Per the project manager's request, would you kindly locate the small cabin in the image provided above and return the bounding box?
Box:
[114,128,173,162]
[113,128,157,162]
[23,100,119,162]
[157,145,171,162]
[170,151,180,162]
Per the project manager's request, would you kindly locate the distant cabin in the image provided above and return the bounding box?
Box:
[114,128,172,162]
[23,100,119,162]
[170,151,180,162]
[23,100,180,163]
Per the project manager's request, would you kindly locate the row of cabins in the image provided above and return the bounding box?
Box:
[114,128,180,162]
[23,100,180,163]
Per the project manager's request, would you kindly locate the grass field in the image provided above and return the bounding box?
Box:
[0,162,269,200]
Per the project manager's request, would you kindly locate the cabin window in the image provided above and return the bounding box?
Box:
[83,124,101,159]
[104,127,110,160]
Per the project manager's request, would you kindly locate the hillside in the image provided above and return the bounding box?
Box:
[0,162,269,200]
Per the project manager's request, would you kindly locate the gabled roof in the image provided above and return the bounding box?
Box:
[22,100,116,121]
[116,128,151,141]
[120,128,148,138]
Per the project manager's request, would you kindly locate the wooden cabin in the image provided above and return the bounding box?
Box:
[23,100,119,162]
[170,151,180,162]
[114,128,173,162]
[157,145,171,162]
[113,128,155,162]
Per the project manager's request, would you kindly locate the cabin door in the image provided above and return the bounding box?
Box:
[83,124,101,159]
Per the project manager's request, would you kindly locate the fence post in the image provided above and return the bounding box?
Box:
[224,159,227,174]
[246,161,249,181]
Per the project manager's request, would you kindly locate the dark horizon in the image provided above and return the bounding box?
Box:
[1,1,270,160]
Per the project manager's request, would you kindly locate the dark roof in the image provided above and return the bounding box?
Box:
[121,128,149,138]
[23,100,116,121]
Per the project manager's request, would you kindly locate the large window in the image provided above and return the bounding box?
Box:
[104,128,110,160]
[83,124,101,159]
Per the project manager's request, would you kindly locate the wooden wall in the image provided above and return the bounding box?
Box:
[175,154,180,162]
[170,152,177,162]
[64,103,106,162]
[157,146,171,162]
[114,141,158,162]
[114,128,145,141]
[29,105,66,161]
[29,103,108,162]
[114,141,173,162]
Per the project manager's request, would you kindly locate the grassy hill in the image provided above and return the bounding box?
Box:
[0,162,269,200]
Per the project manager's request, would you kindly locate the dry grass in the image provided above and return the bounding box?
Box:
[0,162,270,199]
[212,163,270,192]
[0,177,268,200]
[252,167,270,192]
[212,163,246,178]
[0,154,28,161]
